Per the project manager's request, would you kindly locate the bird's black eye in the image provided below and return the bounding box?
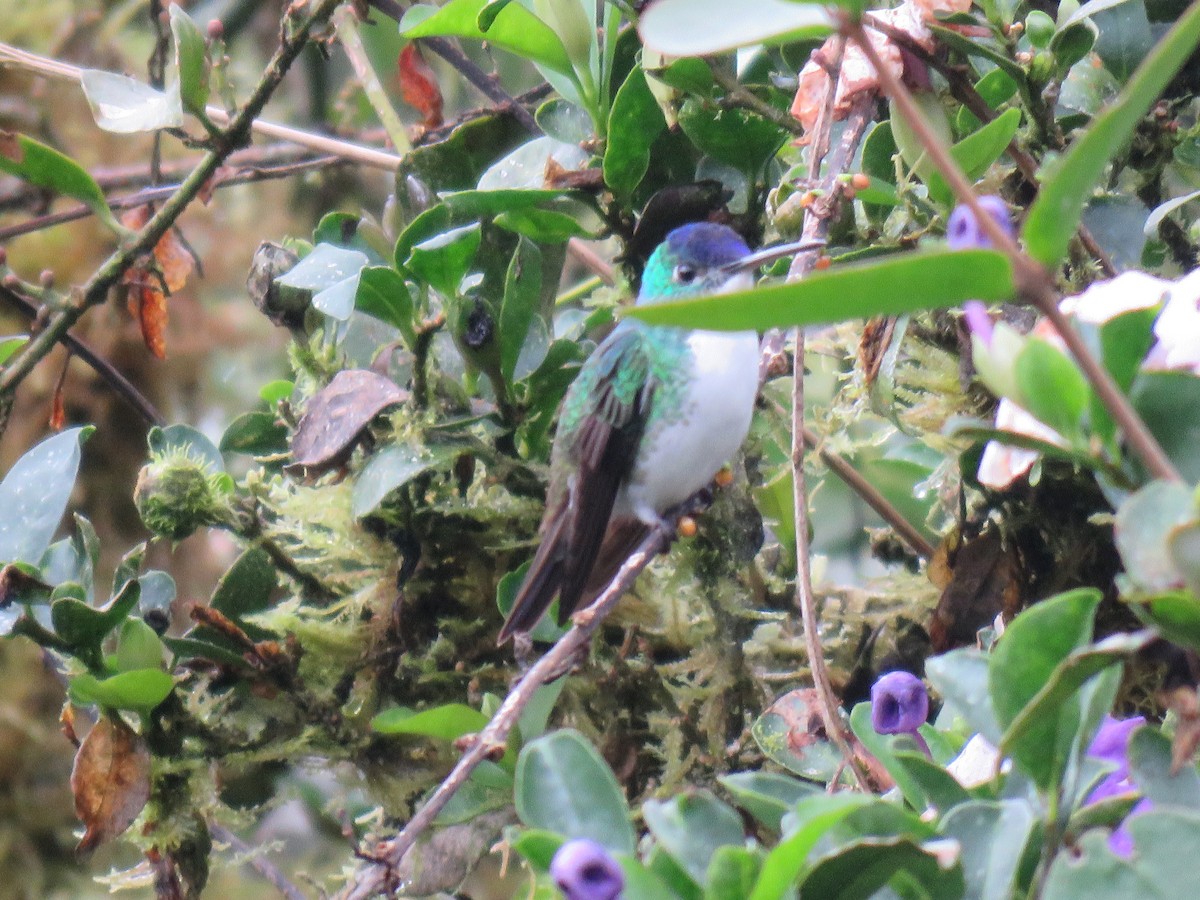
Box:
[674,264,697,284]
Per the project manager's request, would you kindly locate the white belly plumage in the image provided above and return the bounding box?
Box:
[617,329,760,524]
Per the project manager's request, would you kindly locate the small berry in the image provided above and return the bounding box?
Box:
[713,467,734,488]
[206,18,224,40]
[677,516,698,538]
[851,173,871,190]
[814,256,832,271]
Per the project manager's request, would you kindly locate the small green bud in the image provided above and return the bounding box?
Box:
[134,451,231,540]
[1025,10,1056,48]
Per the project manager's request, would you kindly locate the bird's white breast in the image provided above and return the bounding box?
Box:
[619,329,760,523]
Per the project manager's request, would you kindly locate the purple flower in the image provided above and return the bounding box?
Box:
[1085,715,1151,857]
[946,195,1014,250]
[963,300,994,348]
[871,671,929,736]
[550,839,624,900]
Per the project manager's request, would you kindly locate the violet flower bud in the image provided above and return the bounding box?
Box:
[1085,715,1152,858]
[946,195,1014,250]
[550,839,624,900]
[871,671,929,736]
[963,300,994,348]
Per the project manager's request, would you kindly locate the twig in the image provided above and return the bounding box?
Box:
[0,0,348,424]
[209,823,307,900]
[365,0,540,134]
[0,282,165,426]
[336,502,696,900]
[785,64,874,790]
[845,18,1182,484]
[0,155,343,243]
[706,61,804,135]
[802,426,935,559]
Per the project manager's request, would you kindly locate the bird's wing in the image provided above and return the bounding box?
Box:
[498,325,657,642]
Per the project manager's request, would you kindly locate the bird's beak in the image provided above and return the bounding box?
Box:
[722,237,827,275]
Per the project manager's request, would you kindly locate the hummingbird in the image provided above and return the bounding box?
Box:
[497,222,823,642]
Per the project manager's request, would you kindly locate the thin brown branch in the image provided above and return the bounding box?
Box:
[846,19,1182,484]
[0,0,349,422]
[785,88,875,792]
[0,155,343,243]
[209,823,307,900]
[336,498,701,900]
[706,61,804,136]
[0,282,165,426]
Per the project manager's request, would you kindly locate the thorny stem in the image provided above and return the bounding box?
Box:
[336,503,697,900]
[785,82,873,791]
[0,0,351,427]
[845,19,1183,484]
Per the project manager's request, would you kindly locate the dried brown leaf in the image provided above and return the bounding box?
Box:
[71,716,151,854]
[398,44,443,128]
[928,527,1021,652]
[119,205,196,360]
[289,369,408,472]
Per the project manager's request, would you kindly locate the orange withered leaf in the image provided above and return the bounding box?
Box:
[398,44,443,128]
[120,205,195,359]
[71,716,151,854]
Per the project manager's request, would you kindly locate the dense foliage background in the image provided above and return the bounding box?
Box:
[2,0,1200,897]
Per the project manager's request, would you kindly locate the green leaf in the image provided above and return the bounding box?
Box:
[1043,810,1200,898]
[277,243,369,321]
[938,800,1039,900]
[515,729,635,853]
[211,548,277,621]
[1001,630,1151,765]
[628,248,1014,331]
[400,1,576,79]
[1129,726,1200,809]
[356,266,416,348]
[638,0,833,56]
[892,749,973,814]
[1013,338,1090,439]
[1022,1,1200,266]
[1114,479,1195,593]
[752,689,842,781]
[0,335,27,365]
[643,791,745,886]
[677,100,787,175]
[0,135,119,232]
[705,846,761,900]
[148,423,224,472]
[80,70,183,134]
[1132,372,1200,484]
[0,427,92,565]
[718,771,821,831]
[604,67,667,199]
[748,795,873,900]
[370,703,489,739]
[510,827,563,869]
[989,588,1103,789]
[499,237,542,385]
[352,445,458,517]
[1130,591,1200,650]
[477,137,590,192]
[1088,305,1159,446]
[928,108,1022,205]
[435,760,513,824]
[219,411,288,456]
[168,4,210,116]
[848,702,931,812]
[404,223,481,298]
[115,619,166,672]
[799,836,965,900]
[493,207,591,242]
[536,99,594,144]
[51,578,141,654]
[68,668,175,714]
